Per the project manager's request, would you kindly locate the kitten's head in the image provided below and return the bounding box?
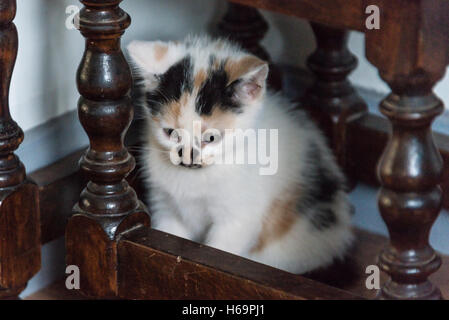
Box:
[128,36,269,169]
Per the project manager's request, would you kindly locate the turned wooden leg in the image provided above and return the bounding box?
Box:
[365,0,449,300]
[0,0,41,299]
[65,0,149,298]
[218,2,282,90]
[303,23,367,183]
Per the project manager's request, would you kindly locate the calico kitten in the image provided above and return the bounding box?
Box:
[127,35,353,274]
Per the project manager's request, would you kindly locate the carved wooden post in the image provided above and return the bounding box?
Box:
[65,0,149,298]
[218,2,282,90]
[0,0,41,299]
[303,23,367,182]
[365,0,449,299]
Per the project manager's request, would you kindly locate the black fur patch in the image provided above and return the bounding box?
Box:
[196,61,242,116]
[145,56,193,114]
[298,142,342,230]
[310,208,337,230]
[209,54,217,67]
[314,164,339,203]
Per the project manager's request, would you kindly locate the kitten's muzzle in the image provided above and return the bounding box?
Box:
[180,163,203,169]
[178,147,202,169]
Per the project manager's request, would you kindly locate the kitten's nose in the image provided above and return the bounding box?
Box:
[191,148,200,163]
[179,147,201,168]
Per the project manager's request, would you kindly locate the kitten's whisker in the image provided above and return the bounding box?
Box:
[153,89,172,104]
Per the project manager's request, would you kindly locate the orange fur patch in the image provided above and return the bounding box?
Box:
[225,56,266,84]
[194,69,207,90]
[164,101,181,128]
[158,92,191,128]
[251,191,299,253]
[214,39,225,50]
[202,105,237,130]
[154,44,168,61]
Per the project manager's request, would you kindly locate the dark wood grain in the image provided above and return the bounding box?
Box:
[24,228,449,300]
[346,114,388,186]
[30,119,144,245]
[228,0,366,31]
[302,23,367,186]
[30,149,85,244]
[0,0,40,299]
[217,2,282,90]
[118,228,360,300]
[348,114,449,210]
[65,0,150,298]
[365,0,449,300]
[306,228,449,300]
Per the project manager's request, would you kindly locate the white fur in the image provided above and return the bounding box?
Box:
[129,36,354,274]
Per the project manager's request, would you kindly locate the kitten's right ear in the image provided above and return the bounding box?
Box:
[127,40,184,89]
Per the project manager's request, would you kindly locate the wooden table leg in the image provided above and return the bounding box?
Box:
[303,23,367,185]
[65,0,150,298]
[366,0,449,300]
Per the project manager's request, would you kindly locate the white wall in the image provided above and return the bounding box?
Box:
[12,0,81,132]
[11,0,449,133]
[11,0,226,132]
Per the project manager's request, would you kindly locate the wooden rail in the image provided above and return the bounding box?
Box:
[229,0,366,31]
[65,0,150,298]
[365,0,449,299]
[0,0,40,299]
[118,228,360,299]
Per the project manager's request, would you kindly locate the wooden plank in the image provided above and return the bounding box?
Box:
[24,279,86,300]
[117,228,360,300]
[29,150,85,244]
[229,0,366,31]
[24,228,449,299]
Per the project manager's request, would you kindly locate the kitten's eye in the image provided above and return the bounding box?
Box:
[163,128,174,137]
[163,128,181,142]
[203,132,220,144]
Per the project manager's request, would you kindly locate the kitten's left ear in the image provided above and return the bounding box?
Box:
[127,40,185,89]
[230,56,269,103]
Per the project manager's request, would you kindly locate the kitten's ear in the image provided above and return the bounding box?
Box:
[127,40,184,89]
[230,56,269,103]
